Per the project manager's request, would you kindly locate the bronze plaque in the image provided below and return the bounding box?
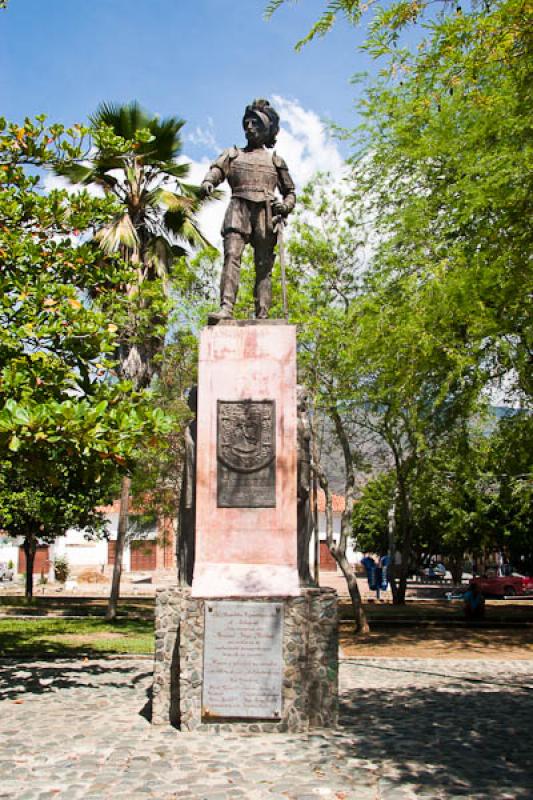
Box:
[217,400,276,507]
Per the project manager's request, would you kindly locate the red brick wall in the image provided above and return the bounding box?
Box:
[130,540,157,571]
[18,545,50,574]
[107,540,117,565]
[320,542,337,572]
[156,518,175,570]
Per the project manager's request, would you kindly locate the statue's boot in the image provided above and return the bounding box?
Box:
[208,304,233,324]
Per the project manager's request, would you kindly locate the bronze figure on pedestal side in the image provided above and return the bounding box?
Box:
[201,99,296,322]
[297,386,314,585]
[177,387,197,586]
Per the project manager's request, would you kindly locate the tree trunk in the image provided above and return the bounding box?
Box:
[337,552,370,633]
[106,475,130,621]
[388,568,399,604]
[328,407,369,634]
[387,500,399,603]
[23,532,37,600]
[177,484,195,587]
[396,567,408,604]
[297,498,314,586]
[395,535,412,605]
[449,554,463,586]
[393,474,413,605]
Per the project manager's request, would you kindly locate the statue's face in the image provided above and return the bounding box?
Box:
[243,113,268,147]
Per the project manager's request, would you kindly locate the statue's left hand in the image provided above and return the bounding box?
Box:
[272,200,288,216]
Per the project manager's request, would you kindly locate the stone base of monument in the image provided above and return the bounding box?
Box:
[152,587,338,732]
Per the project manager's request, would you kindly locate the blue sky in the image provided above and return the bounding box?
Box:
[2,0,384,241]
[1,0,372,161]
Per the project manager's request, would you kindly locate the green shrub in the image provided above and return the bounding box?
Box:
[54,556,70,584]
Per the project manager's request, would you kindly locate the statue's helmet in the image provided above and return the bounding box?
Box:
[242,99,280,148]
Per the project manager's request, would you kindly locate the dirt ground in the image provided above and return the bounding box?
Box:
[339,623,533,659]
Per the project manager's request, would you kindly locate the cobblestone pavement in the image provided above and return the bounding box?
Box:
[1,657,532,800]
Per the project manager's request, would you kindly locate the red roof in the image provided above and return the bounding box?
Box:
[316,490,345,513]
[97,500,122,514]
[97,493,154,514]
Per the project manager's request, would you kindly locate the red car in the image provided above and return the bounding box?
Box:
[473,571,533,597]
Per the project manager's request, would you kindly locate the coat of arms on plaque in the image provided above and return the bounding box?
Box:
[217,400,276,508]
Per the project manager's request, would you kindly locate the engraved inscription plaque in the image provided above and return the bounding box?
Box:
[202,601,283,720]
[217,400,276,507]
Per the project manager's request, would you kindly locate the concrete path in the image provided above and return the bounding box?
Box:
[1,657,532,800]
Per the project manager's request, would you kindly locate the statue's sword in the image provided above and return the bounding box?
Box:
[274,214,289,321]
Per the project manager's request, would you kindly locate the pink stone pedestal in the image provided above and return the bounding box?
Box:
[191,321,299,597]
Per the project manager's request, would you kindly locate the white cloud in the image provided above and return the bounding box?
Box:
[42,173,104,197]
[186,117,220,154]
[272,95,346,188]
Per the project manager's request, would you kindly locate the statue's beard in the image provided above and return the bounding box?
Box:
[245,131,267,148]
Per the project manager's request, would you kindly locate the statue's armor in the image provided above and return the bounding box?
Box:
[203,146,296,235]
[226,149,279,202]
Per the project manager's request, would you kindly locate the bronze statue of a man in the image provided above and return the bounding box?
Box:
[201,99,296,321]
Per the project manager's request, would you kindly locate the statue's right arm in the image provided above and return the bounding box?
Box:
[201,148,236,196]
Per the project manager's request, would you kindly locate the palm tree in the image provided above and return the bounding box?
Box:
[61,100,210,385]
[59,101,211,618]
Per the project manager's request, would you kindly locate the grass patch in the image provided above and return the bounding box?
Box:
[0,617,154,658]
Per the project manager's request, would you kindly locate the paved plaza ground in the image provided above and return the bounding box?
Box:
[1,656,532,800]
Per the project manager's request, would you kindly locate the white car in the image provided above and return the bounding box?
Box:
[420,562,447,579]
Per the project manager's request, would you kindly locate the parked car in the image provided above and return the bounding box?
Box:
[0,562,14,581]
[420,562,447,579]
[473,571,533,598]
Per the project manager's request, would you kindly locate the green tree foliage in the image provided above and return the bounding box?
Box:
[287,174,479,604]
[352,471,395,557]
[58,101,211,389]
[265,1,363,51]
[128,333,200,532]
[485,413,533,572]
[353,0,532,402]
[349,0,532,593]
[353,414,533,580]
[288,170,529,601]
[285,176,372,628]
[0,117,169,597]
[275,0,532,599]
[272,0,533,402]
[352,424,490,582]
